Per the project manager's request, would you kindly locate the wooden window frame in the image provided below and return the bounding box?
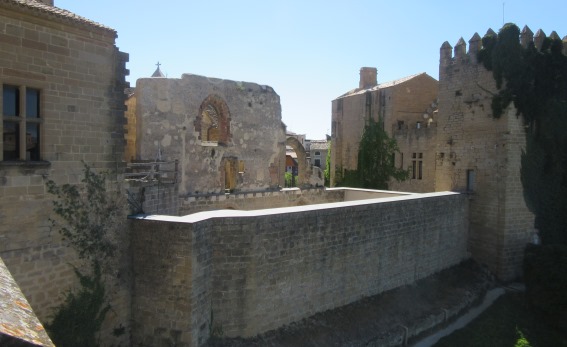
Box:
[2,84,43,161]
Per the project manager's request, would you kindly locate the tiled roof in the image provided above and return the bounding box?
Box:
[309,140,329,150]
[0,257,55,346]
[336,72,427,99]
[0,0,116,35]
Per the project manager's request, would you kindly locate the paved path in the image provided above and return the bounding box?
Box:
[411,287,506,347]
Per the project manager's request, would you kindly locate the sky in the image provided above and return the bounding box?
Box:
[57,0,567,140]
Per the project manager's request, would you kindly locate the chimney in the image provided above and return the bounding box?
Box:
[359,67,378,89]
[36,0,54,5]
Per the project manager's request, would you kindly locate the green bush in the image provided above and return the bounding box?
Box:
[523,244,567,330]
[45,262,110,347]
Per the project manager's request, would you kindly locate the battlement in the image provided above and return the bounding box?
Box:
[440,25,567,67]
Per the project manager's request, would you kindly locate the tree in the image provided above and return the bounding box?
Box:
[45,163,126,346]
[324,141,331,187]
[336,118,408,189]
[478,23,567,245]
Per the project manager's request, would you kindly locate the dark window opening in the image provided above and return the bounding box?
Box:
[412,152,423,180]
[467,169,476,192]
[3,85,41,161]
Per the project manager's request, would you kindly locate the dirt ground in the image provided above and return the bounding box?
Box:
[206,260,495,347]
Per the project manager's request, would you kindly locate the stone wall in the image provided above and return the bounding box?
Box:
[330,71,438,192]
[130,191,468,346]
[435,34,534,280]
[133,74,286,196]
[0,2,130,343]
[126,180,179,215]
[179,187,344,215]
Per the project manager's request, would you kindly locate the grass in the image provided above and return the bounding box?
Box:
[433,291,567,347]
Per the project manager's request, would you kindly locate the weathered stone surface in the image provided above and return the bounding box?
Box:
[435,37,534,280]
[0,2,130,344]
[331,71,438,193]
[131,190,468,346]
[132,74,286,196]
[205,259,493,347]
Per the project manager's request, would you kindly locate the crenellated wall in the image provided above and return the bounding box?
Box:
[435,26,552,280]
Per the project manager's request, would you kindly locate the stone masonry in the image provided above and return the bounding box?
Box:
[435,30,536,280]
[331,69,438,192]
[131,74,286,196]
[130,190,468,347]
[0,0,130,343]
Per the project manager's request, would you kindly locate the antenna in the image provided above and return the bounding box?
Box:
[502,2,505,25]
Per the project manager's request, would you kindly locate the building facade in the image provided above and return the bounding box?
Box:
[0,0,129,341]
[331,68,439,192]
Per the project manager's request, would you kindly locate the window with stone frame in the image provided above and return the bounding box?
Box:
[412,152,423,180]
[314,151,321,167]
[196,95,231,146]
[2,85,42,161]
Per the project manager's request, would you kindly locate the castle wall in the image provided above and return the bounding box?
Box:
[179,187,344,215]
[130,191,468,346]
[124,93,137,162]
[134,75,286,196]
[0,2,130,343]
[435,36,535,280]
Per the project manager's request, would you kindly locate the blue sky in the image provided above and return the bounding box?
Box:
[57,0,567,139]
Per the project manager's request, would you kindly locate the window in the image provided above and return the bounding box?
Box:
[3,85,41,161]
[467,170,476,192]
[314,159,321,167]
[412,152,423,180]
[197,94,231,146]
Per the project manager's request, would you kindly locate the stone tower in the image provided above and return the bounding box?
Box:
[435,28,538,280]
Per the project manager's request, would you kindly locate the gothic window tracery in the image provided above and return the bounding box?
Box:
[196,95,231,146]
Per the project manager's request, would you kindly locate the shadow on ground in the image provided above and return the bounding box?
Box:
[206,259,495,347]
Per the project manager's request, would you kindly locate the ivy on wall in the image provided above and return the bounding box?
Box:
[45,163,127,346]
[478,23,567,245]
[336,119,408,189]
[324,142,331,187]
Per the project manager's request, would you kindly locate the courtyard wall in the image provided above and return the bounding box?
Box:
[130,191,468,346]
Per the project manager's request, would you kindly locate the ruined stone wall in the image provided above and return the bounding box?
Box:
[130,191,468,346]
[435,34,534,280]
[0,3,130,343]
[134,74,286,196]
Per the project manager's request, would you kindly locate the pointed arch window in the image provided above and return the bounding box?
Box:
[196,95,231,146]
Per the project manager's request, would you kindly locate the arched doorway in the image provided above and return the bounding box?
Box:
[285,137,310,187]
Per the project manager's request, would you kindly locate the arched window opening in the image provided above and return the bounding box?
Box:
[201,105,219,142]
[196,95,231,146]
